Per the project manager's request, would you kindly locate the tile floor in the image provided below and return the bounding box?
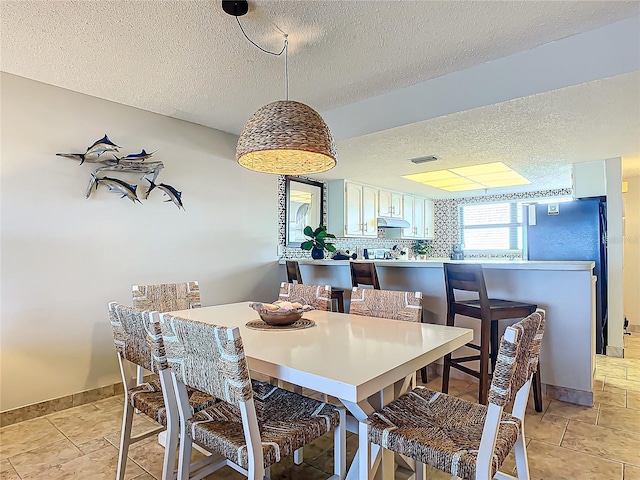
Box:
[1,334,639,480]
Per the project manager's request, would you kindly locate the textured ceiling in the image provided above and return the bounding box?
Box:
[317,72,640,198]
[2,0,639,196]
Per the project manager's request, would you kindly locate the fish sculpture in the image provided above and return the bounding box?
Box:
[146,179,184,209]
[92,174,141,204]
[113,149,155,163]
[85,135,120,157]
[57,134,121,165]
[58,137,183,209]
[56,152,89,164]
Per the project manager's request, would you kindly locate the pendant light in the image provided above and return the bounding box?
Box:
[224,1,337,175]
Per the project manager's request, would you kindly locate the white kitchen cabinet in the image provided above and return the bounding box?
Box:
[328,180,378,238]
[423,198,435,239]
[378,189,403,218]
[401,195,425,238]
[572,160,606,198]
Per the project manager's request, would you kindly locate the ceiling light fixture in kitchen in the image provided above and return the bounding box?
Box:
[403,162,530,192]
[224,1,337,175]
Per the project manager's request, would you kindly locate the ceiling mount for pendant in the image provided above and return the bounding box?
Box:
[222,0,248,17]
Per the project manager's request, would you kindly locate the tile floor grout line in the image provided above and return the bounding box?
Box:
[5,457,21,480]
[128,454,159,480]
[557,432,640,468]
[532,437,627,467]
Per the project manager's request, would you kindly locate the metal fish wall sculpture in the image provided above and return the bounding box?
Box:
[57,135,184,209]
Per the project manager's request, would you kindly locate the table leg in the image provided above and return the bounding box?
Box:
[342,380,408,480]
[379,385,394,480]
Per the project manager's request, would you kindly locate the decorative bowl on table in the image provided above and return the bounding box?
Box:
[249,301,314,326]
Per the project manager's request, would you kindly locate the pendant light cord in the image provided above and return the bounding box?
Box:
[236,16,286,55]
[284,36,288,100]
[235,16,289,100]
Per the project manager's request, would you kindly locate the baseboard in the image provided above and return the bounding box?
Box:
[0,374,155,428]
[628,324,640,333]
[607,345,624,358]
[543,384,593,407]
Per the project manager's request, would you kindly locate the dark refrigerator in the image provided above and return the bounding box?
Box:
[523,197,608,354]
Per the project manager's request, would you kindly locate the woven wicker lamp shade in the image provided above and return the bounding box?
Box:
[236,100,337,175]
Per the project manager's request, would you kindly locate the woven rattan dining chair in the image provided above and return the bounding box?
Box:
[278,282,332,311]
[159,312,347,480]
[132,281,202,311]
[286,260,345,312]
[108,303,216,480]
[361,309,546,480]
[350,287,422,322]
[131,281,201,388]
[350,287,424,387]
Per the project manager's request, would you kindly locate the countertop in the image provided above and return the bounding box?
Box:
[279,258,595,271]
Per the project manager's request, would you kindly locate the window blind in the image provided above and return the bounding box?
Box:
[459,201,523,251]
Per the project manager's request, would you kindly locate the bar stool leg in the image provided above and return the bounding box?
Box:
[532,364,543,412]
[490,321,499,373]
[441,309,456,394]
[335,291,344,313]
[479,316,491,405]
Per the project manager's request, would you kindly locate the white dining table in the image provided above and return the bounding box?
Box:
[168,302,472,480]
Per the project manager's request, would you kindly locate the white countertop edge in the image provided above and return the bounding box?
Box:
[279,258,595,271]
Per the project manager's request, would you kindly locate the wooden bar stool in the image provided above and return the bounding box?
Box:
[442,263,543,411]
[285,260,344,313]
[350,261,381,289]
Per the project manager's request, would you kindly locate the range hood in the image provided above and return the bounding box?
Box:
[376,217,410,228]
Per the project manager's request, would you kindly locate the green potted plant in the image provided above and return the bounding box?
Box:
[411,240,434,260]
[301,225,337,260]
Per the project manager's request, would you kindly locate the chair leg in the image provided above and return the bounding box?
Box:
[162,424,178,480]
[358,420,372,480]
[532,363,543,412]
[513,432,531,480]
[442,353,452,394]
[479,317,491,405]
[415,460,426,480]
[177,419,193,480]
[420,366,428,384]
[293,448,304,465]
[116,400,134,480]
[490,321,499,374]
[334,408,346,479]
[442,310,456,394]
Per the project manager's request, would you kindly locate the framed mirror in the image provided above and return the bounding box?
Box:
[285,176,324,247]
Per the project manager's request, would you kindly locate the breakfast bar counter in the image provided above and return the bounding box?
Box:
[279,258,597,406]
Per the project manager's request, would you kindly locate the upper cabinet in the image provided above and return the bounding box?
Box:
[402,195,424,238]
[328,180,435,239]
[423,198,435,239]
[402,195,434,239]
[572,160,606,198]
[378,189,403,218]
[328,180,378,238]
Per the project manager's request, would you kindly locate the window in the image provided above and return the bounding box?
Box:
[459,201,524,252]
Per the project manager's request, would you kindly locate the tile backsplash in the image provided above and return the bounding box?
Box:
[278,175,571,260]
[278,175,422,259]
[431,188,572,259]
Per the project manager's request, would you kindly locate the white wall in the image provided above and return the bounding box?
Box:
[605,158,625,357]
[623,176,640,329]
[0,73,281,411]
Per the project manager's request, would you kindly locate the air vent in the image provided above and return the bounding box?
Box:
[410,155,440,164]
